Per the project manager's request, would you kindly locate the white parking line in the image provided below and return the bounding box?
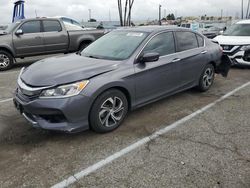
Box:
[51,81,250,188]
[0,98,13,103]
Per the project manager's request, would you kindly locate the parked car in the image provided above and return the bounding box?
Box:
[202,26,222,39]
[0,18,105,70]
[0,25,8,30]
[213,20,250,66]
[180,22,211,33]
[13,26,230,133]
[55,16,82,27]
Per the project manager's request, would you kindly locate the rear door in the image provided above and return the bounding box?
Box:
[134,31,181,105]
[42,20,68,53]
[174,31,207,88]
[13,20,44,56]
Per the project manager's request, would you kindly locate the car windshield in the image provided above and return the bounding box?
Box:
[81,31,148,60]
[223,24,250,36]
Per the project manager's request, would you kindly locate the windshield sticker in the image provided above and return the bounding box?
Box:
[127,33,144,37]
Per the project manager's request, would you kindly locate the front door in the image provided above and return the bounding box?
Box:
[13,20,44,56]
[134,31,181,106]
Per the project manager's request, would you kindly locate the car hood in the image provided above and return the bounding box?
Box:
[213,35,250,45]
[21,54,120,87]
[0,31,7,35]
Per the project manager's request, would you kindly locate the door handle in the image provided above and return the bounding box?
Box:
[201,50,207,54]
[171,58,181,63]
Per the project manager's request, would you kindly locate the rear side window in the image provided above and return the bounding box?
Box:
[72,20,80,26]
[20,21,41,34]
[175,31,198,52]
[196,34,204,47]
[61,17,71,24]
[43,20,62,32]
[143,32,175,56]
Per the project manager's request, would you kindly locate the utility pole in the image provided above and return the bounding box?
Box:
[88,9,91,21]
[242,0,244,19]
[159,4,162,25]
[221,9,223,20]
[246,0,250,18]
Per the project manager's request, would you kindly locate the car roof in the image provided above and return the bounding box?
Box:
[236,19,250,24]
[116,25,193,34]
[18,17,60,22]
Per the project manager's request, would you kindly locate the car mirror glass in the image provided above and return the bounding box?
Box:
[16,29,23,35]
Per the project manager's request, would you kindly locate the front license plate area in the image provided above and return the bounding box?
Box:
[14,99,23,114]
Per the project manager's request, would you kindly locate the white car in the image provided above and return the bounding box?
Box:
[213,20,250,66]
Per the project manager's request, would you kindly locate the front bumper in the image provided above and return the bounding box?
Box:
[226,50,250,66]
[13,90,92,133]
[222,45,250,66]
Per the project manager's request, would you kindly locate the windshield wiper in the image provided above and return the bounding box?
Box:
[85,55,100,59]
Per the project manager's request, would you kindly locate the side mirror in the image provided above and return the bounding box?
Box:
[15,29,23,35]
[139,52,160,63]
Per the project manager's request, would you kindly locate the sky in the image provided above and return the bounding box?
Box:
[0,0,246,24]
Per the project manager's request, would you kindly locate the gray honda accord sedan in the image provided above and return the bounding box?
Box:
[13,26,230,133]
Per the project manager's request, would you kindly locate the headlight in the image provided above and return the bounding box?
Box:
[40,80,89,98]
[240,45,250,51]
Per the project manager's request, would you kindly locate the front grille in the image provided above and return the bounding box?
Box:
[222,46,241,56]
[16,87,41,102]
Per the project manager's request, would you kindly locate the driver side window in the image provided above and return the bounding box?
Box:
[19,21,41,34]
[142,32,176,56]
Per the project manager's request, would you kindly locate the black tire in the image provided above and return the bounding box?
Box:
[197,64,215,92]
[0,50,14,71]
[90,89,128,133]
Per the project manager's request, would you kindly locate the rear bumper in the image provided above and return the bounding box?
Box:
[215,55,232,77]
[13,93,92,133]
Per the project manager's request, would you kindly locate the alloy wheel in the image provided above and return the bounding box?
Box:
[99,96,125,128]
[202,67,214,88]
[0,54,10,68]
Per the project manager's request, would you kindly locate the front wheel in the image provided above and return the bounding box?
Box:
[90,89,128,133]
[0,50,14,71]
[197,64,215,92]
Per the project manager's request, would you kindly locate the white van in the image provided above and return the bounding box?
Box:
[181,23,200,32]
[213,20,250,66]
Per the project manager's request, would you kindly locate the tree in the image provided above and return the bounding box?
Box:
[166,13,175,20]
[117,0,135,26]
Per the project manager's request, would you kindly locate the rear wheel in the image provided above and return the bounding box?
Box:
[90,89,128,133]
[0,50,14,71]
[197,64,215,92]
